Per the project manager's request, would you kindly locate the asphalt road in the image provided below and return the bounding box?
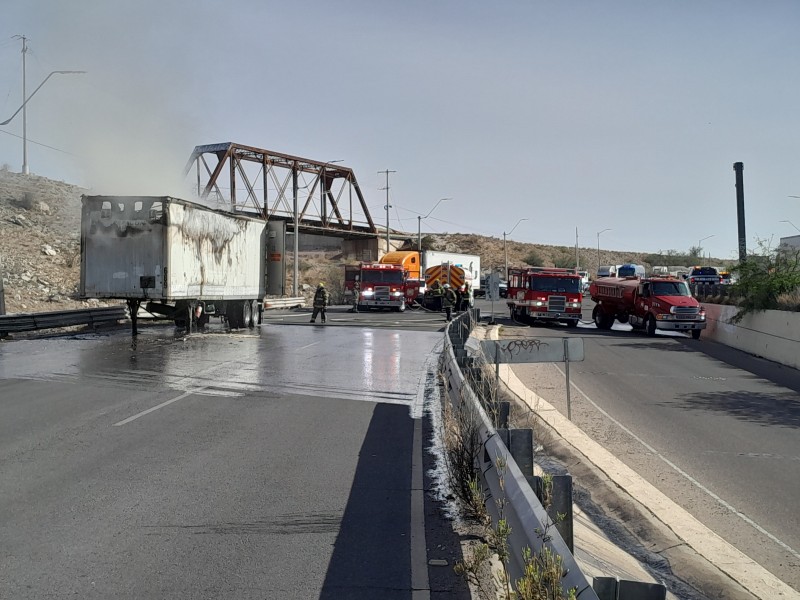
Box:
[0,309,470,599]
[477,298,800,593]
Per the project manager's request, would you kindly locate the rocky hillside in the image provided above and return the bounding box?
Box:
[0,168,90,314]
[0,168,700,314]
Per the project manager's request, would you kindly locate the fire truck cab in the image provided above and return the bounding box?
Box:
[506,267,583,328]
[346,263,417,312]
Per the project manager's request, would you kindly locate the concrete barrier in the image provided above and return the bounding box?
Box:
[702,304,800,369]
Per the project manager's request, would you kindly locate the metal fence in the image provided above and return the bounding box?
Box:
[689,283,738,302]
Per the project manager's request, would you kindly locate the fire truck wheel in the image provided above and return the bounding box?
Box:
[645,315,657,337]
[593,307,613,330]
[691,329,701,340]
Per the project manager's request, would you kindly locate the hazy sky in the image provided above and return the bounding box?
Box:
[1,1,799,260]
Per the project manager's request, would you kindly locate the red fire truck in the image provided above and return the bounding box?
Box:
[589,275,706,339]
[506,268,583,327]
[344,263,419,312]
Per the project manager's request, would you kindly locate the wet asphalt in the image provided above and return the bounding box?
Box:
[0,307,473,599]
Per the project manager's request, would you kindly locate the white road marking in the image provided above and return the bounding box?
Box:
[554,364,800,561]
[113,387,206,427]
[297,342,320,351]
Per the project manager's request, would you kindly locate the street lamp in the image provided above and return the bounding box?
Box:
[417,198,451,251]
[780,220,800,234]
[698,234,714,260]
[596,228,611,275]
[504,218,528,281]
[1,68,86,174]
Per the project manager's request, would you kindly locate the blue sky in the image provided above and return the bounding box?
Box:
[1,1,799,260]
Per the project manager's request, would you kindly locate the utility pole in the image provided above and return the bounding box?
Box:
[20,35,29,175]
[575,227,579,271]
[379,169,395,254]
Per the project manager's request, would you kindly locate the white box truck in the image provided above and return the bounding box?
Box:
[80,196,266,332]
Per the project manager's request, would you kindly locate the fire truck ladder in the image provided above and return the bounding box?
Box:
[184,143,378,237]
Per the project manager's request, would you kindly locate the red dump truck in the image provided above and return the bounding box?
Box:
[589,275,706,339]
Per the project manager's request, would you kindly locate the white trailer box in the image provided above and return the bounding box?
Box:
[80,196,266,302]
[421,251,481,290]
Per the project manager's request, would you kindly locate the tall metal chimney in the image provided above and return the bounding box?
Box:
[733,162,746,262]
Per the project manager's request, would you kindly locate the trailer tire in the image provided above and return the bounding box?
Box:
[248,300,259,327]
[243,301,253,329]
[645,315,657,337]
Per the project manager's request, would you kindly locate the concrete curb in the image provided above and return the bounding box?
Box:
[487,325,799,599]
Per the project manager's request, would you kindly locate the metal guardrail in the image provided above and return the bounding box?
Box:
[0,306,128,334]
[441,311,599,598]
[689,283,736,302]
[263,296,306,310]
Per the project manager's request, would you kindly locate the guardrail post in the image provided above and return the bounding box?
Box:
[0,270,5,316]
[593,577,667,600]
[593,576,618,600]
[497,401,510,429]
[618,580,667,599]
[535,475,574,553]
[495,428,535,489]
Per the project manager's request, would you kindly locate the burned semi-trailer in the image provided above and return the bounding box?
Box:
[79,196,266,333]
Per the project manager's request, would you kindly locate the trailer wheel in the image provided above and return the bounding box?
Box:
[250,300,260,326]
[243,301,253,329]
[227,300,247,329]
[691,328,701,340]
[645,315,657,337]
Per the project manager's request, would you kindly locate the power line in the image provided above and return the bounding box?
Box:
[0,127,76,155]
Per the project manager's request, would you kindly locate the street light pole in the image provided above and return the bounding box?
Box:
[780,220,800,234]
[21,36,28,174]
[503,218,528,281]
[417,197,451,251]
[698,235,714,260]
[379,169,396,254]
[596,228,611,275]
[1,37,85,175]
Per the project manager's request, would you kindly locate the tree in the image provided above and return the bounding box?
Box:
[553,255,576,269]
[731,240,800,321]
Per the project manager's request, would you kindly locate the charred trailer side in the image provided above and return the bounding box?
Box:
[79,196,267,333]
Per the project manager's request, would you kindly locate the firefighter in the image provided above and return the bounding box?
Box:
[461,281,472,311]
[349,276,361,313]
[310,282,330,323]
[442,283,457,322]
[427,279,444,311]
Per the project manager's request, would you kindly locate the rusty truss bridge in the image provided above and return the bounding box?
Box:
[185,143,379,237]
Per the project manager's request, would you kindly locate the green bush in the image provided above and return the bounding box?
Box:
[731,242,800,322]
[524,250,544,267]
